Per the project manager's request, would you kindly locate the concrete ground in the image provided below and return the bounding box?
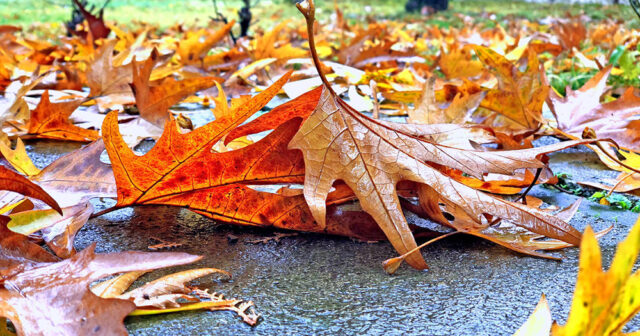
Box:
[23,130,640,336]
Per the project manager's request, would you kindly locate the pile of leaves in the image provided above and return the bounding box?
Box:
[2,0,640,333]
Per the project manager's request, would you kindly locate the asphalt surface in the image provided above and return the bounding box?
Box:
[20,131,640,336]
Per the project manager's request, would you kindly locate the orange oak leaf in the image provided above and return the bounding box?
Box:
[131,49,221,127]
[291,0,593,269]
[27,90,99,142]
[474,45,548,132]
[102,71,294,206]
[225,86,323,145]
[104,114,304,212]
[0,243,200,336]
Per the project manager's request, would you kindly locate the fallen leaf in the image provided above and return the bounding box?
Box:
[549,66,640,152]
[86,40,132,98]
[290,0,592,269]
[131,49,220,127]
[0,244,200,336]
[27,90,99,142]
[8,201,93,258]
[0,165,60,214]
[520,215,640,335]
[0,135,39,176]
[31,139,117,207]
[118,268,230,308]
[474,45,548,132]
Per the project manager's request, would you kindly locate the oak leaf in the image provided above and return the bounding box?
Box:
[131,49,220,127]
[0,165,60,214]
[0,135,39,177]
[116,268,230,309]
[548,65,640,152]
[102,71,300,213]
[86,40,132,98]
[27,90,99,142]
[0,243,200,336]
[291,0,593,269]
[31,139,117,207]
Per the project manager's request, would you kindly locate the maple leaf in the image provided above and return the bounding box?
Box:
[27,90,99,142]
[519,215,640,336]
[290,0,595,269]
[131,49,221,127]
[548,65,640,152]
[0,242,200,336]
[474,45,548,132]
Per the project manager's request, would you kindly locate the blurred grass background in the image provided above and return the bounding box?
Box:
[0,0,634,30]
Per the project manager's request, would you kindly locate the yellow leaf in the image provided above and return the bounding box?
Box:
[552,217,640,335]
[514,295,552,336]
[0,136,40,176]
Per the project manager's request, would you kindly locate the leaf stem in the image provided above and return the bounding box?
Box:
[90,206,121,218]
[296,0,335,96]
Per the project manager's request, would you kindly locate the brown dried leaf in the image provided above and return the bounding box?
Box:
[292,0,592,269]
[32,139,117,207]
[0,244,200,336]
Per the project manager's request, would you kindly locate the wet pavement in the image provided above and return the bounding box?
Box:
[23,135,640,336]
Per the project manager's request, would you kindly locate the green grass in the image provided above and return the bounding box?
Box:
[1,0,636,33]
